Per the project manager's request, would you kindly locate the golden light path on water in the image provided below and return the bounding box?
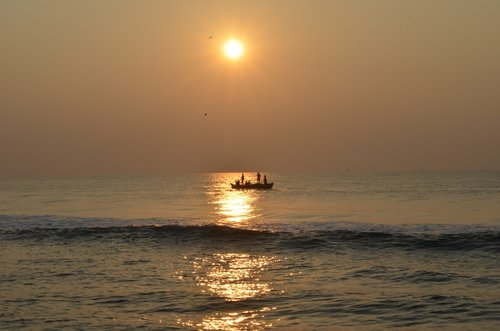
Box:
[194,253,274,301]
[178,173,279,330]
[216,190,256,223]
[208,173,264,225]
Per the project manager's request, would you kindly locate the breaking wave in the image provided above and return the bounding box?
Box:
[1,216,498,253]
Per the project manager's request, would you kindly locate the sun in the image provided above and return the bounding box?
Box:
[223,39,244,60]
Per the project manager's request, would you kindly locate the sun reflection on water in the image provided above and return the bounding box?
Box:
[207,173,263,225]
[179,307,276,331]
[178,252,278,330]
[194,253,274,301]
[217,192,256,223]
[186,307,276,331]
[175,174,278,329]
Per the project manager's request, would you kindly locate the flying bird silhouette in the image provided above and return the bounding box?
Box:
[208,36,214,39]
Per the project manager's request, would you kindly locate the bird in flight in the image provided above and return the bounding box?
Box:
[208,36,214,39]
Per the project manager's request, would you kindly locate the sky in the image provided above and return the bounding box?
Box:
[1,0,499,175]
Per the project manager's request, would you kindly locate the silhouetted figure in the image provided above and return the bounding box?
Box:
[236,179,240,185]
[263,175,267,184]
[257,172,261,183]
[241,173,244,185]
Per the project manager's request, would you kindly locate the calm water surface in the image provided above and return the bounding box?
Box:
[1,173,499,330]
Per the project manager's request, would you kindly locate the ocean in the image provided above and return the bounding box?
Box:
[1,172,499,330]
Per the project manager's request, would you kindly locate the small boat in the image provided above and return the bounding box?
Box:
[231,182,274,190]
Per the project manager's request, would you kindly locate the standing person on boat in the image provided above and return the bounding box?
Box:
[241,173,245,185]
[257,172,261,183]
[263,175,267,184]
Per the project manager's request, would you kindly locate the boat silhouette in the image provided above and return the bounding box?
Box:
[230,182,273,190]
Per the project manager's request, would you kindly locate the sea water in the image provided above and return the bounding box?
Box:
[1,172,499,330]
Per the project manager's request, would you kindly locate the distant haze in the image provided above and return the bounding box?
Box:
[1,0,499,175]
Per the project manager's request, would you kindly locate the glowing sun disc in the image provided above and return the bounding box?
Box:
[224,40,244,59]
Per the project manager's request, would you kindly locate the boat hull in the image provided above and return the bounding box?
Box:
[230,182,273,190]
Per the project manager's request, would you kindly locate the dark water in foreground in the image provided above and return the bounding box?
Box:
[1,173,500,330]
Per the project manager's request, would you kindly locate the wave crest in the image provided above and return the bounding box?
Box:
[1,223,498,253]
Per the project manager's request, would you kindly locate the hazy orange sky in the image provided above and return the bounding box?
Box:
[1,1,499,175]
